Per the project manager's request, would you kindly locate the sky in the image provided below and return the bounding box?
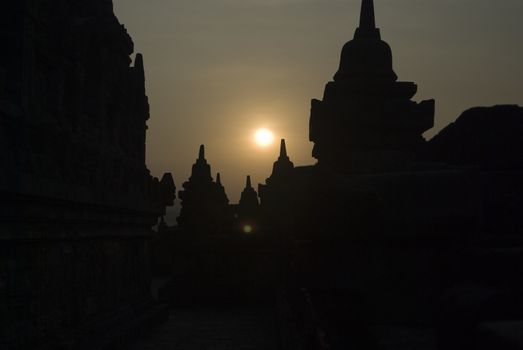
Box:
[112,0,523,215]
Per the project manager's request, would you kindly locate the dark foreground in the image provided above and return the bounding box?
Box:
[129,307,280,350]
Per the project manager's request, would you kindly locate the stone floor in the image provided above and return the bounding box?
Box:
[128,307,281,350]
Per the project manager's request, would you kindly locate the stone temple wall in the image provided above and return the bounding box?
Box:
[0,1,174,348]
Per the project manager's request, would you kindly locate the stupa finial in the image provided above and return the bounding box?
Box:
[279,139,288,158]
[354,0,380,39]
[360,0,376,29]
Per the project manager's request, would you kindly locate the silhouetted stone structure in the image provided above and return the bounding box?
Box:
[258,139,297,241]
[309,0,434,173]
[0,1,175,349]
[215,172,229,205]
[159,148,283,307]
[160,166,278,307]
[259,139,295,208]
[10,0,520,349]
[258,2,523,349]
[235,176,261,233]
[425,105,523,169]
[177,145,231,236]
[265,140,295,186]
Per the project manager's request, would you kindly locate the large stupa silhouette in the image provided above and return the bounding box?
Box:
[310,0,434,173]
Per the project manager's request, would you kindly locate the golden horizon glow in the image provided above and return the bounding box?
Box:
[254,128,275,147]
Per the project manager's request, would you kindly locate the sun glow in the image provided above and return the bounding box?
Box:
[254,128,275,147]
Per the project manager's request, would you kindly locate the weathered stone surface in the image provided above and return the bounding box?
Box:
[0,1,175,348]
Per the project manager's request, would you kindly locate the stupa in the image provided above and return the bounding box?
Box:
[309,0,435,173]
[177,145,231,234]
[238,175,260,219]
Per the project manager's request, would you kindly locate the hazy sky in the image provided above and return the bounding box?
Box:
[113,0,523,205]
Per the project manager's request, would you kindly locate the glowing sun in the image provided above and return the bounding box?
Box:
[254,128,274,147]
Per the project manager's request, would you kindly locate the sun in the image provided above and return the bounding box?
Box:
[254,128,274,147]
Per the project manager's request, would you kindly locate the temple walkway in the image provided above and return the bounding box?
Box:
[128,307,281,350]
